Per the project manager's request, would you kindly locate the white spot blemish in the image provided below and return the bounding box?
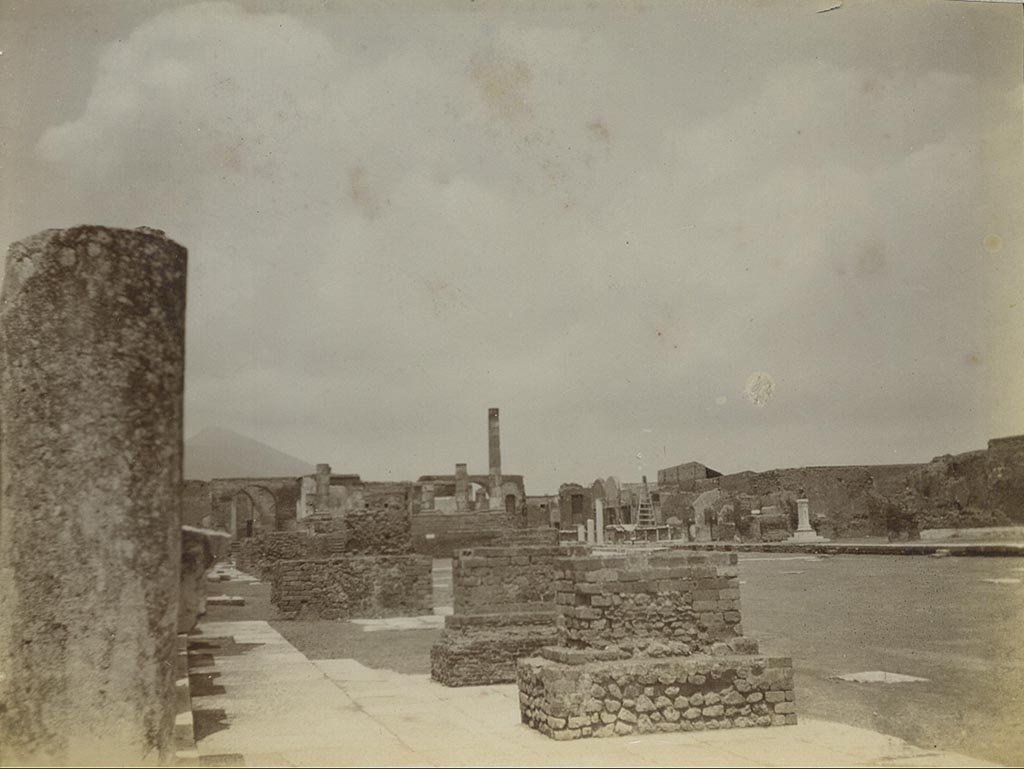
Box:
[981,578,1021,585]
[744,371,775,406]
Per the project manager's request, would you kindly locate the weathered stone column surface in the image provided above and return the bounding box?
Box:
[0,226,187,765]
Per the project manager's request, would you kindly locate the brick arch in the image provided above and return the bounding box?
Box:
[232,485,278,538]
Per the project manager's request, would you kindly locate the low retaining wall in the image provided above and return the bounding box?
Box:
[270,555,433,619]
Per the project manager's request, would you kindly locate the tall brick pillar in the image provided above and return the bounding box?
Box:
[0,226,187,764]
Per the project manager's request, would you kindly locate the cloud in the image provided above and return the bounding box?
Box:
[27,1,1020,489]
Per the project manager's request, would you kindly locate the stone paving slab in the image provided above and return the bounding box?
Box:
[186,620,1001,768]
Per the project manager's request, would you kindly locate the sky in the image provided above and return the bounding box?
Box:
[2,0,1022,493]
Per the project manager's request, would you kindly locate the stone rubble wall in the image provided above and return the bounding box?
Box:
[270,555,433,619]
[431,615,560,686]
[517,654,796,739]
[339,508,413,555]
[237,531,328,577]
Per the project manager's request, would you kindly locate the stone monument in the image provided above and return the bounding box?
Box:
[517,549,796,739]
[786,498,828,543]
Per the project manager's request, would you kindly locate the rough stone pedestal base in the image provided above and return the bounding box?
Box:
[517,650,796,741]
[431,611,558,686]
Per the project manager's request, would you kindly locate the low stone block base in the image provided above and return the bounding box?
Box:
[431,612,558,686]
[517,651,796,740]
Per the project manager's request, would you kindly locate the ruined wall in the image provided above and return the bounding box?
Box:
[182,480,213,528]
[410,510,513,557]
[986,436,1024,520]
[657,462,722,490]
[904,437,1024,527]
[655,436,1024,538]
[270,555,433,619]
[238,506,412,576]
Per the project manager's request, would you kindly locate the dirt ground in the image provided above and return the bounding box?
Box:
[199,553,1024,766]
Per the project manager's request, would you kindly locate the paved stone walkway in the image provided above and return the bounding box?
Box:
[186,620,1001,767]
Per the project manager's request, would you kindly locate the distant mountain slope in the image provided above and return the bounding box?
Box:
[184,426,315,480]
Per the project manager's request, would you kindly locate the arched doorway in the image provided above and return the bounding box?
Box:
[230,486,278,539]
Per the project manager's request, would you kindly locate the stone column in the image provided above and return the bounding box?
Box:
[577,524,586,543]
[454,463,469,512]
[595,499,605,545]
[0,226,187,765]
[586,518,596,544]
[315,463,331,510]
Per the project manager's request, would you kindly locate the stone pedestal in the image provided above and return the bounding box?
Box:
[786,499,828,543]
[432,544,580,686]
[0,226,187,765]
[517,550,797,740]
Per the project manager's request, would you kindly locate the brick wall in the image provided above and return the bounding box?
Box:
[452,544,568,615]
[270,555,433,619]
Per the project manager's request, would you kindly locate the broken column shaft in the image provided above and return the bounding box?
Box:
[488,407,502,491]
[0,226,187,765]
